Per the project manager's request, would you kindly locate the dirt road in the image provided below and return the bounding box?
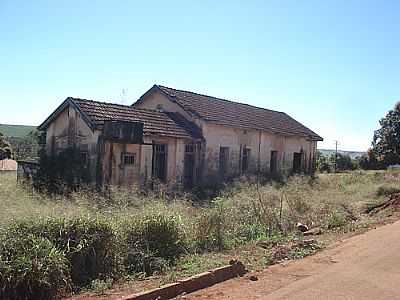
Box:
[183,221,400,300]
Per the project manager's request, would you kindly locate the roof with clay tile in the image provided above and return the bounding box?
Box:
[136,85,322,141]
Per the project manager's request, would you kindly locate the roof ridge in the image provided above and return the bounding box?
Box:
[156,85,286,115]
[69,97,164,114]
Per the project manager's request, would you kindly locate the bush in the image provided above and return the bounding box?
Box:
[5,217,119,289]
[326,211,347,229]
[194,197,229,251]
[0,234,70,300]
[90,278,113,295]
[375,184,400,197]
[123,214,186,275]
[33,147,91,194]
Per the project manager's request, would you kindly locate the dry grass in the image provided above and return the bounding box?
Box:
[1,170,399,298]
[1,170,397,236]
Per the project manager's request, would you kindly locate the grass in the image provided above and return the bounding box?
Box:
[1,170,399,298]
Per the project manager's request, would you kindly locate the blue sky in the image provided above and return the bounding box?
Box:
[1,0,399,151]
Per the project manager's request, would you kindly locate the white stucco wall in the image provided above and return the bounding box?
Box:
[135,90,319,184]
[201,122,317,180]
[134,91,204,128]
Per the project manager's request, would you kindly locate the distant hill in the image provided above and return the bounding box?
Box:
[0,124,39,160]
[0,124,36,138]
[318,149,366,159]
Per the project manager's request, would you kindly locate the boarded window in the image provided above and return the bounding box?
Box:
[270,151,278,173]
[152,144,167,182]
[242,148,250,173]
[122,153,135,165]
[219,147,229,176]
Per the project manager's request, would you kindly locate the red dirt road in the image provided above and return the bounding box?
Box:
[182,221,400,300]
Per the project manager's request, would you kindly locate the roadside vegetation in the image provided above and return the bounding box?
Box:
[1,170,399,300]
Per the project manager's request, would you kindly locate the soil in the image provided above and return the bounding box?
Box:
[180,219,400,300]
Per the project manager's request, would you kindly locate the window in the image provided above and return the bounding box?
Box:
[293,152,302,173]
[185,144,194,153]
[80,151,89,166]
[152,144,167,182]
[241,148,250,173]
[219,147,229,176]
[270,151,278,173]
[122,153,135,165]
[184,144,195,188]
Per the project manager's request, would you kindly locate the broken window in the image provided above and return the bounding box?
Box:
[122,152,135,165]
[152,144,167,182]
[270,151,278,173]
[219,147,229,176]
[241,148,250,173]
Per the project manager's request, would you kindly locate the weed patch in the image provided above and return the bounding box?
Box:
[0,170,397,298]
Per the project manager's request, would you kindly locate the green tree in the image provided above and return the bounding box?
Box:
[359,149,384,170]
[332,153,356,171]
[316,151,332,173]
[372,102,400,166]
[0,132,13,159]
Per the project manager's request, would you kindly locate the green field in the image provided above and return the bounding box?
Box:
[0,124,37,137]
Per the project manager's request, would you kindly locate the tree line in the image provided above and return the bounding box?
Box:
[317,102,400,172]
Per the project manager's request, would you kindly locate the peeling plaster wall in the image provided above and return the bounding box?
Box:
[134,91,204,185]
[102,136,187,187]
[44,103,189,187]
[201,123,260,181]
[45,104,100,182]
[102,142,142,186]
[134,91,204,128]
[134,91,318,184]
[201,123,317,183]
[43,97,318,189]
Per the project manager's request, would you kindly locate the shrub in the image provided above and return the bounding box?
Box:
[375,184,400,197]
[123,214,186,275]
[5,217,119,289]
[233,223,266,244]
[33,147,91,194]
[194,197,229,251]
[0,234,70,300]
[90,278,113,295]
[326,211,347,229]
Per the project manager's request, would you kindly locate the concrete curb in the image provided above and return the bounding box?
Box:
[122,261,247,300]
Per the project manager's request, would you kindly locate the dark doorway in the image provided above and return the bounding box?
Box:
[152,144,167,182]
[184,144,195,188]
[270,151,278,173]
[293,152,302,173]
[219,147,229,178]
[241,148,251,174]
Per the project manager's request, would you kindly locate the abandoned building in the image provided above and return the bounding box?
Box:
[38,85,323,188]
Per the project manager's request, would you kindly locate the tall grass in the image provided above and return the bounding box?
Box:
[0,170,398,299]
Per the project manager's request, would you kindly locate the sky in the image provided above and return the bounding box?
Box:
[1,0,399,151]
